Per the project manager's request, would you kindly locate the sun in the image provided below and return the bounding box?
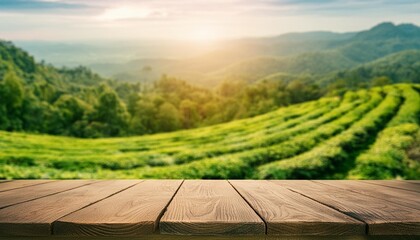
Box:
[191,28,218,43]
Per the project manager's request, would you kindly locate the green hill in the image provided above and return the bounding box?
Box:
[322,50,420,85]
[257,50,420,93]
[1,84,419,180]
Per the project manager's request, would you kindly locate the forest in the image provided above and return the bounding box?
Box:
[0,45,320,137]
[1,32,420,138]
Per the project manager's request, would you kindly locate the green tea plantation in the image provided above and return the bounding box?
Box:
[1,84,419,179]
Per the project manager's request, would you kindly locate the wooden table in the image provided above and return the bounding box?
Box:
[0,180,419,240]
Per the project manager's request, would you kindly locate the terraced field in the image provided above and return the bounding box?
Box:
[0,84,419,179]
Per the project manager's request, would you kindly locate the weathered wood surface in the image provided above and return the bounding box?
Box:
[362,180,420,193]
[0,180,418,237]
[274,180,420,235]
[230,180,365,235]
[160,180,265,235]
[0,180,54,192]
[55,180,182,236]
[0,180,140,236]
[0,180,93,209]
[314,180,420,210]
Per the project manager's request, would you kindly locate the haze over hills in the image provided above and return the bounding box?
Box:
[85,22,420,86]
[13,22,420,88]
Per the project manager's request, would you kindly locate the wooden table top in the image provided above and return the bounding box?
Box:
[0,180,419,239]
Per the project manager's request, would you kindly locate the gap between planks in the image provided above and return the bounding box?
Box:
[0,180,142,236]
[228,180,268,234]
[230,180,365,235]
[312,180,420,211]
[279,182,369,235]
[159,180,265,235]
[1,180,418,237]
[0,180,96,209]
[50,180,144,235]
[0,180,56,192]
[154,180,185,233]
[54,180,184,236]
[275,180,420,235]
[361,180,420,193]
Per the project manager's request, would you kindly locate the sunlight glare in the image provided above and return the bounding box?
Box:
[191,28,219,43]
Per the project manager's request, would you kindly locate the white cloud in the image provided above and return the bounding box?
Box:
[0,0,419,41]
[96,6,167,21]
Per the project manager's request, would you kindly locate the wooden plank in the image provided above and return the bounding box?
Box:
[0,180,93,209]
[273,180,420,235]
[0,180,53,192]
[0,236,267,240]
[54,180,182,236]
[407,180,420,184]
[0,180,140,236]
[230,180,364,236]
[315,180,420,210]
[0,233,418,240]
[362,180,420,193]
[0,235,385,240]
[160,180,265,235]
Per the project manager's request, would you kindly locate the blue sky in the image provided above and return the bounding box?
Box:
[1,0,419,41]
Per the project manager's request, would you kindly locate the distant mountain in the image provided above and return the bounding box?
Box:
[354,22,420,41]
[90,31,357,84]
[212,22,420,86]
[90,22,420,87]
[210,51,356,84]
[271,31,355,42]
[91,33,346,82]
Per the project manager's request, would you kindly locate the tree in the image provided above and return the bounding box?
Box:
[179,99,199,129]
[217,80,245,98]
[127,92,140,116]
[372,76,392,87]
[51,95,90,135]
[90,85,129,137]
[130,100,157,134]
[156,102,180,132]
[286,80,320,104]
[0,71,24,109]
[0,71,24,130]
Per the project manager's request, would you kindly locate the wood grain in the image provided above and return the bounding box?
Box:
[362,180,420,193]
[54,180,182,236]
[0,235,267,240]
[0,180,93,209]
[160,180,265,235]
[0,180,418,237]
[0,180,53,192]
[230,180,364,235]
[274,180,420,235]
[315,180,420,210]
[0,180,140,236]
[407,181,420,184]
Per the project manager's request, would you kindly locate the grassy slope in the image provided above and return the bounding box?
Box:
[0,84,419,179]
